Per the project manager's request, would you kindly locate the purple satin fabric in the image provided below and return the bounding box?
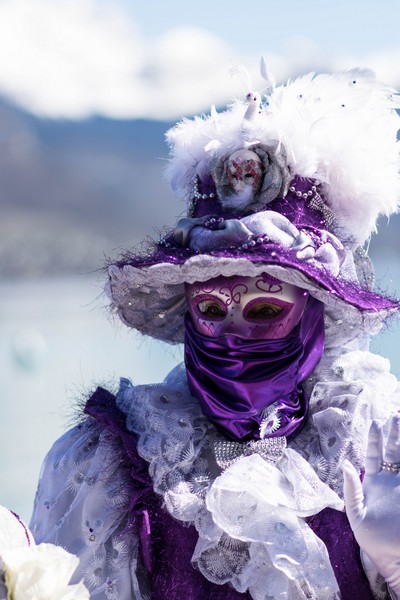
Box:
[184,297,325,442]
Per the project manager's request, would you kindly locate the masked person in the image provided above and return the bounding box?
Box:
[30,69,400,600]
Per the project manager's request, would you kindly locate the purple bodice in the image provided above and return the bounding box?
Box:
[85,386,374,600]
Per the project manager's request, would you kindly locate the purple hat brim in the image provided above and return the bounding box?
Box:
[107,240,399,344]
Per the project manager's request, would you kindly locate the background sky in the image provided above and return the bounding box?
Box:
[128,0,400,57]
[0,0,400,119]
[1,0,400,520]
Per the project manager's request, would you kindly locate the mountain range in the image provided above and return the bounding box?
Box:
[0,97,398,279]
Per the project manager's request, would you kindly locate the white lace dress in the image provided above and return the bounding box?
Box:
[30,343,400,600]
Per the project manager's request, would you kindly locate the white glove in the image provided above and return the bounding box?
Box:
[343,415,400,597]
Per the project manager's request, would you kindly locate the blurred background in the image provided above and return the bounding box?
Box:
[1,0,400,520]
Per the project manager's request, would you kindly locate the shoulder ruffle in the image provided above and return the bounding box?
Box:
[30,389,144,600]
[293,349,400,497]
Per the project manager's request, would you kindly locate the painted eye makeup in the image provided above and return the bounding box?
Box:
[196,297,227,320]
[243,298,291,322]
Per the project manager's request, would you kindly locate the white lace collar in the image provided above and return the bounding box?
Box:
[116,352,397,599]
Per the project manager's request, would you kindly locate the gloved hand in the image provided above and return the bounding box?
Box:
[343,416,400,598]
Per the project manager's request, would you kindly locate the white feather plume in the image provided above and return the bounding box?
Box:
[165,69,400,244]
[228,63,253,92]
[260,56,275,92]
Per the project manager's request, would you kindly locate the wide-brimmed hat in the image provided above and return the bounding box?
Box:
[106,68,400,344]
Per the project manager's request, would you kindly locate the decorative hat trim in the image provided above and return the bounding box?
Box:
[166,69,400,245]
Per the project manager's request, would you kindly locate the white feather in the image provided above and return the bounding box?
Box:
[260,56,275,91]
[165,69,400,244]
[228,63,252,92]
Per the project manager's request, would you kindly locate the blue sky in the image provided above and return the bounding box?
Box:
[0,0,399,120]
[128,0,400,56]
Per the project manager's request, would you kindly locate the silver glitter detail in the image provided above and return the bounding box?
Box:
[193,177,216,200]
[356,246,366,257]
[213,437,287,470]
[381,461,400,473]
[308,193,336,228]
[334,366,344,378]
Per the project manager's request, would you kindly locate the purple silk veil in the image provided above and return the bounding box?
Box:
[184,297,325,441]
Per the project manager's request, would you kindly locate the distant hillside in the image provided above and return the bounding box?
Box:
[0,99,181,278]
[0,97,398,278]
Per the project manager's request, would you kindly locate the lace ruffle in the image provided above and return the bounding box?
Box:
[30,418,143,600]
[116,364,362,599]
[116,347,400,598]
[292,350,400,497]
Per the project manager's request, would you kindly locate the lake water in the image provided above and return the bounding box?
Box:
[1,258,399,521]
[0,275,184,520]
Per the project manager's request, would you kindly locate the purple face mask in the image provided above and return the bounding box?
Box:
[186,273,309,340]
[184,274,324,442]
[184,298,324,441]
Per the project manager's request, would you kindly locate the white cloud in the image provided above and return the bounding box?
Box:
[0,0,399,120]
[333,50,400,89]
[0,0,146,118]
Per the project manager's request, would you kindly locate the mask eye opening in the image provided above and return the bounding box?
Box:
[243,298,287,323]
[192,294,227,321]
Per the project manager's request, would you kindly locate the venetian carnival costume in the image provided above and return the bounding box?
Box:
[30,68,400,600]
